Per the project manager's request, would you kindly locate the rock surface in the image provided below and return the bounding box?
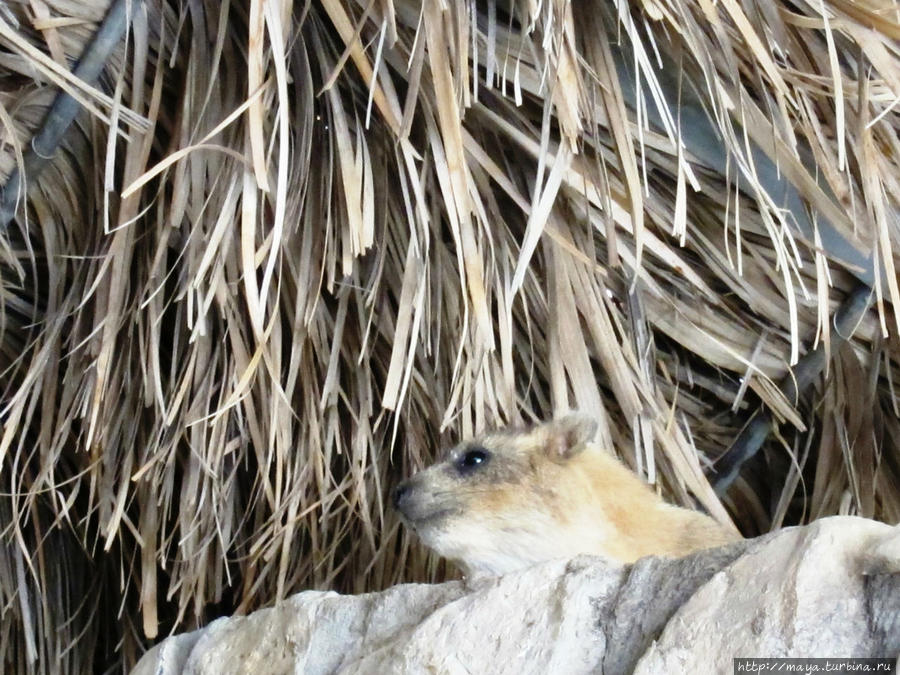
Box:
[133,516,900,675]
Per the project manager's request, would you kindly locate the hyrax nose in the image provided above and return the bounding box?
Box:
[393,481,412,510]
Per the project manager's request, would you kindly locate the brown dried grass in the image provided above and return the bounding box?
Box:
[0,0,898,671]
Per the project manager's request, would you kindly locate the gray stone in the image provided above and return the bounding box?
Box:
[132,516,900,675]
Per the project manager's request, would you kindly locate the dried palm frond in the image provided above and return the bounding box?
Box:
[0,0,898,671]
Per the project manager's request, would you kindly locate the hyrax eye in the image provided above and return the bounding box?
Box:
[456,446,490,475]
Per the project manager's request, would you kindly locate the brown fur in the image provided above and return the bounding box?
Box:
[393,414,740,576]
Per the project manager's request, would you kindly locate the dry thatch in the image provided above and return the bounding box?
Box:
[0,0,898,671]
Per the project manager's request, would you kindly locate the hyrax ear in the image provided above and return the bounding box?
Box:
[544,413,598,460]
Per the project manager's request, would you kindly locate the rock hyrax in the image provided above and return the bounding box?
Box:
[393,414,740,576]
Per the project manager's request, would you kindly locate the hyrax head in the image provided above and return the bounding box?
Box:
[392,414,602,576]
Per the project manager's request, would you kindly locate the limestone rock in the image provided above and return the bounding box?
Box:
[634,517,899,674]
[132,516,900,675]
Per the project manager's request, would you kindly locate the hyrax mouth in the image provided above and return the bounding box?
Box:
[403,508,455,530]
